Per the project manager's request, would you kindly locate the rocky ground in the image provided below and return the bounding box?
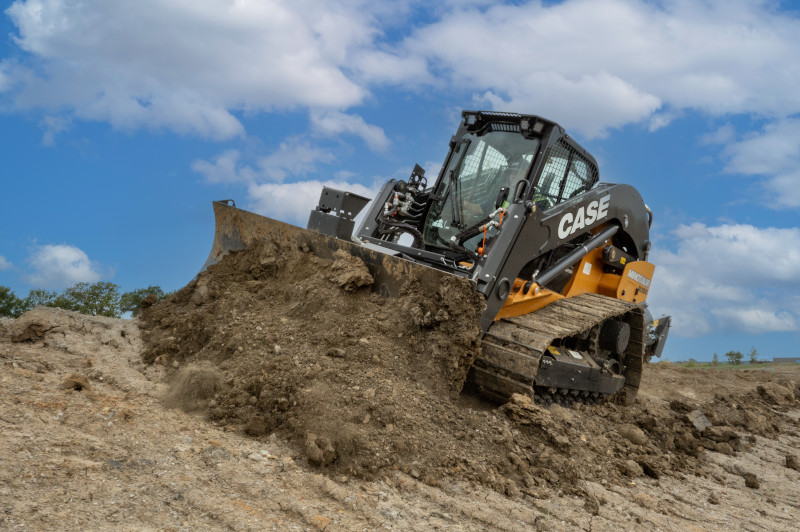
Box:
[1,241,799,531]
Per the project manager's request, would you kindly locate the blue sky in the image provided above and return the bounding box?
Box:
[1,0,799,361]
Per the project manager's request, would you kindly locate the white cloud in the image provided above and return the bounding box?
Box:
[25,244,106,288]
[310,111,390,151]
[5,0,377,138]
[701,123,736,146]
[40,115,69,146]
[0,255,12,271]
[400,0,800,137]
[648,223,800,337]
[480,72,661,138]
[762,170,800,209]
[248,180,377,226]
[192,149,256,185]
[257,139,337,182]
[192,139,357,219]
[721,119,800,208]
[6,1,800,141]
[193,139,336,185]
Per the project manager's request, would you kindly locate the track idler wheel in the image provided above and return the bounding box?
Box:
[599,319,631,354]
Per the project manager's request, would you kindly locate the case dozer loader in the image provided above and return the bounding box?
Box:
[204,110,670,405]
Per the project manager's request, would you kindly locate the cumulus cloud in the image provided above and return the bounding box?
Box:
[720,119,800,208]
[0,255,12,271]
[247,180,377,226]
[481,72,661,138]
[192,140,376,224]
[193,139,336,185]
[400,0,800,136]
[5,1,800,140]
[25,244,106,288]
[191,150,255,185]
[4,0,380,138]
[648,223,800,337]
[310,111,390,151]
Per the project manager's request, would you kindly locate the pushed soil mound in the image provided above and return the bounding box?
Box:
[141,239,486,480]
[140,238,799,498]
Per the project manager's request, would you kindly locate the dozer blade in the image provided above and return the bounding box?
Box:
[203,200,460,298]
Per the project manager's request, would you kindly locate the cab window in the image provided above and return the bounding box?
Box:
[534,141,597,209]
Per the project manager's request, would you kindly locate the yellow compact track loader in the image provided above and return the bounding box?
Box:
[204,110,671,405]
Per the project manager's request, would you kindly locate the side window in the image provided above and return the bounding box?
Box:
[535,141,597,208]
[562,158,591,200]
[535,145,569,207]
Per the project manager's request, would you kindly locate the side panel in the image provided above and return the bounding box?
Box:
[475,183,651,331]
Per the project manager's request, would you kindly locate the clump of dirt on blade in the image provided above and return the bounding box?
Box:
[139,237,800,499]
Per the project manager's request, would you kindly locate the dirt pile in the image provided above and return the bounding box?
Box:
[140,239,487,480]
[139,239,800,499]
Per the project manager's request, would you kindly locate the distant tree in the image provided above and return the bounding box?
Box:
[712,353,719,366]
[0,286,24,318]
[52,282,122,318]
[725,350,743,365]
[120,285,170,317]
[22,288,58,310]
[748,346,760,364]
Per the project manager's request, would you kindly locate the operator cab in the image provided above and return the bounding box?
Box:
[346,110,601,274]
[423,128,539,252]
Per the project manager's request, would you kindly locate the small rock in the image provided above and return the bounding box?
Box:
[633,493,657,510]
[786,454,800,471]
[372,354,381,363]
[281,457,296,471]
[708,492,720,505]
[326,347,346,358]
[190,285,209,306]
[686,409,712,431]
[714,442,735,456]
[273,344,282,355]
[311,515,331,531]
[618,459,644,478]
[618,424,648,446]
[305,433,336,466]
[743,472,760,489]
[248,453,263,461]
[363,388,376,399]
[358,338,370,345]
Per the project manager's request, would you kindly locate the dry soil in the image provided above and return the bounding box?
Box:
[1,242,799,530]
